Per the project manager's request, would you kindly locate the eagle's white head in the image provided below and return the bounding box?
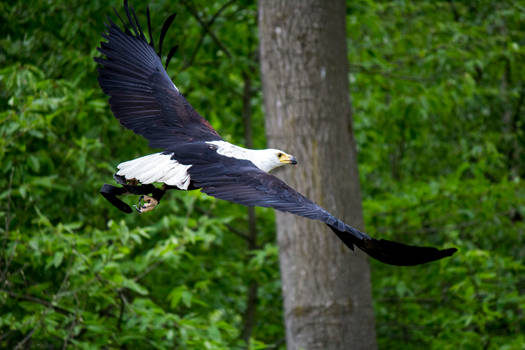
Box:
[207,141,297,173]
[252,148,298,173]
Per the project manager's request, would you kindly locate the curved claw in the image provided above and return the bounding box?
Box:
[134,195,158,213]
[133,195,145,213]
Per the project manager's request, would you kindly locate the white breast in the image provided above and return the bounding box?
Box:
[116,153,192,190]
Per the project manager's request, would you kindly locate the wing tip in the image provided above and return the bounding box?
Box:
[96,1,178,72]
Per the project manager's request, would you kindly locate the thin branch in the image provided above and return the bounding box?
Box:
[182,1,236,70]
[182,32,206,70]
[56,276,97,298]
[375,209,513,236]
[370,189,492,218]
[377,297,442,304]
[241,281,258,345]
[509,82,525,176]
[1,167,16,284]
[223,222,251,241]
[447,0,460,21]
[348,63,433,83]
[181,0,232,58]
[14,328,35,350]
[134,259,163,282]
[0,330,13,342]
[209,0,237,25]
[265,337,286,349]
[512,83,524,132]
[117,290,127,331]
[61,318,78,350]
[195,204,250,241]
[174,197,251,241]
[242,71,254,150]
[0,289,73,316]
[4,167,14,235]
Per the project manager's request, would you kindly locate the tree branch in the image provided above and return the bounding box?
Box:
[117,290,127,331]
[1,167,16,283]
[1,289,73,316]
[174,197,251,241]
[447,0,460,21]
[181,0,232,58]
[134,260,163,282]
[349,63,433,83]
[61,317,78,350]
[182,33,206,71]
[209,0,237,25]
[181,0,236,70]
[14,328,35,350]
[374,209,513,236]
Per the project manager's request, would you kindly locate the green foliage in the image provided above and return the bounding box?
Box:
[348,1,525,349]
[1,0,524,349]
[1,1,281,349]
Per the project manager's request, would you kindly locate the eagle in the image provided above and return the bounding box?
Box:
[95,1,457,266]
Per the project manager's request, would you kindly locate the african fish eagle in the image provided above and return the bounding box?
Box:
[95,1,457,266]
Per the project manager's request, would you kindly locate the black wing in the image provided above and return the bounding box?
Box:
[171,144,457,266]
[95,1,222,149]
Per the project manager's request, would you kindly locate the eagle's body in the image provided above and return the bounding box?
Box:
[116,141,294,189]
[96,1,457,266]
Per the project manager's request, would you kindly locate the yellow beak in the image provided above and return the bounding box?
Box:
[280,154,298,165]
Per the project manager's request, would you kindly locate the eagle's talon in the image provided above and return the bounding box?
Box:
[134,195,158,213]
[133,195,145,213]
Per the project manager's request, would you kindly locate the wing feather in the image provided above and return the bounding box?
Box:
[95,4,222,149]
[171,144,457,266]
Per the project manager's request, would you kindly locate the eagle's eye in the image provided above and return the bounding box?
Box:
[277,152,283,158]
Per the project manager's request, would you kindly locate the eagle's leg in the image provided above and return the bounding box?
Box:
[134,184,167,213]
[100,184,133,213]
[102,176,172,214]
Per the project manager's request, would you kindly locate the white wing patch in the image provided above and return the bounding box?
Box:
[116,153,191,189]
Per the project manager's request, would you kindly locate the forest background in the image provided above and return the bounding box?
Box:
[1,0,524,349]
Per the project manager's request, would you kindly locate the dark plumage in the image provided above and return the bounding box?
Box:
[95,1,457,266]
[95,2,221,148]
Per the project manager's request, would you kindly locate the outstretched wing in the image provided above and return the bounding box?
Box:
[95,1,222,149]
[172,145,457,266]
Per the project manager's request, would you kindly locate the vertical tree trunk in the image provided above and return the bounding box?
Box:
[241,71,259,347]
[258,1,377,349]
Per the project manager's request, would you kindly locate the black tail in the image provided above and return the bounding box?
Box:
[327,224,457,266]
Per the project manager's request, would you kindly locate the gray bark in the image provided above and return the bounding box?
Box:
[258,1,377,349]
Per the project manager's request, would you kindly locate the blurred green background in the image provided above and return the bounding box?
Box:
[0,0,523,349]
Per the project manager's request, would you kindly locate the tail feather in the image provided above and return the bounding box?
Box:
[327,224,457,266]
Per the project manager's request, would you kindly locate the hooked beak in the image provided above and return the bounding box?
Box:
[281,154,298,165]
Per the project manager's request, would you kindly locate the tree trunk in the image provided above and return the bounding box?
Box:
[258,1,377,349]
